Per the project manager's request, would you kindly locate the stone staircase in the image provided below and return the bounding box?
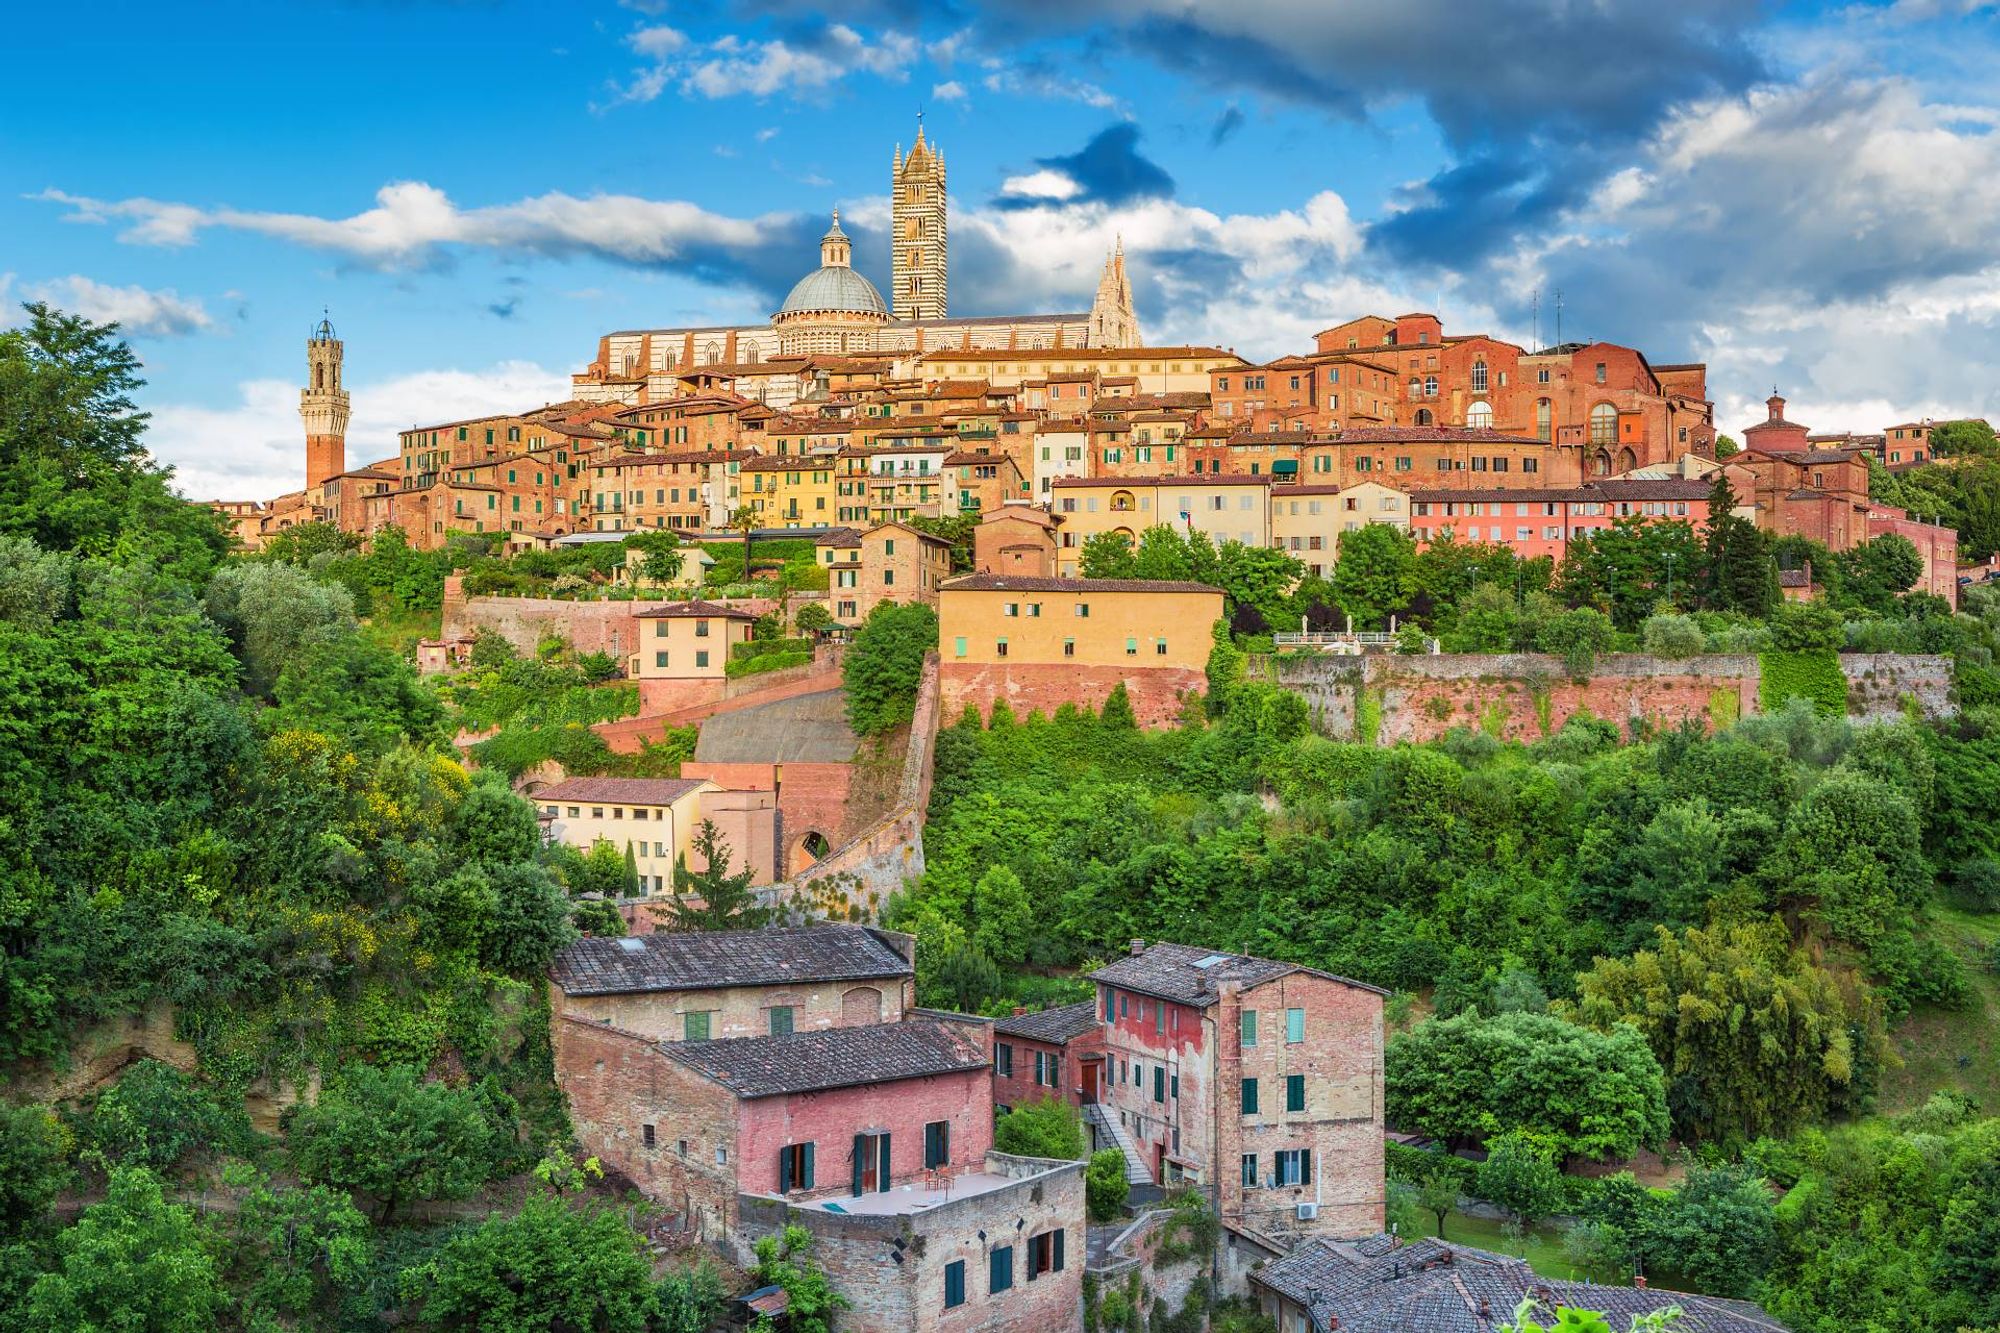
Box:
[1084,1103,1153,1187]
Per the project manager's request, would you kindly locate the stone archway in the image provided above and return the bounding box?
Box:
[791,829,833,869]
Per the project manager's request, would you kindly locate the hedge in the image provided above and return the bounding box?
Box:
[1758,650,1848,716]
[724,650,811,679]
[731,636,812,661]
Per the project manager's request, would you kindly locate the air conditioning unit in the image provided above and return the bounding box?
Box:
[1295,1202,1319,1221]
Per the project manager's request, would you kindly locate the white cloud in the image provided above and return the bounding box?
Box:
[151,360,574,501]
[11,274,212,336]
[982,66,1120,111]
[932,79,967,102]
[608,22,919,105]
[997,169,1081,201]
[756,126,780,143]
[34,181,789,272]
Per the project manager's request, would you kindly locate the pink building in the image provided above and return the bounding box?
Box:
[992,1002,1105,1114]
[1409,478,1713,563]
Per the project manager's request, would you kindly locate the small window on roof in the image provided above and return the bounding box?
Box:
[617,938,645,953]
[1193,954,1232,969]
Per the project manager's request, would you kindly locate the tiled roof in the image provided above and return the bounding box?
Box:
[1090,941,1385,1007]
[536,777,709,806]
[1333,427,1548,445]
[1253,1236,1789,1333]
[993,1001,1101,1045]
[943,574,1222,595]
[661,1017,986,1097]
[1049,473,1274,488]
[550,924,912,997]
[814,526,865,548]
[632,600,758,619]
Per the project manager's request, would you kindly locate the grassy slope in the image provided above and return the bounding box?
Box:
[362,605,443,656]
[1881,906,2000,1113]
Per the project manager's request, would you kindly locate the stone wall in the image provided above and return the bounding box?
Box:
[1086,1209,1209,1324]
[739,1152,1085,1333]
[1265,652,1954,745]
[442,579,779,659]
[940,663,1202,729]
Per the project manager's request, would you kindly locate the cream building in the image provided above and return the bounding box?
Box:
[1048,475,1275,575]
[629,601,757,682]
[1271,481,1410,577]
[1032,423,1091,500]
[535,776,718,895]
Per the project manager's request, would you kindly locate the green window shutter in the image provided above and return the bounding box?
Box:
[1302,1148,1313,1185]
[1242,1078,1259,1116]
[779,1147,793,1193]
[851,1134,866,1196]
[1053,1228,1065,1272]
[945,1261,966,1309]
[1153,1067,1165,1104]
[684,1011,709,1041]
[1287,1008,1306,1043]
[877,1133,891,1192]
[990,1245,1013,1294]
[802,1141,815,1190]
[1287,1075,1305,1112]
[769,1007,794,1037]
[1241,1010,1257,1046]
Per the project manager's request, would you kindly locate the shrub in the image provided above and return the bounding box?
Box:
[993,1096,1084,1161]
[1086,1148,1130,1222]
[1640,613,1705,659]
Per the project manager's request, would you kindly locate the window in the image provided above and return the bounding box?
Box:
[1241,1010,1258,1046]
[1028,1229,1065,1280]
[1287,1008,1305,1043]
[924,1120,951,1169]
[1589,403,1618,445]
[851,1132,891,1195]
[1153,1066,1166,1104]
[1103,992,1115,1023]
[996,639,1008,658]
[945,1260,967,1310]
[642,1123,656,1148]
[1595,361,1608,384]
[1242,1077,1260,1116]
[1471,360,1488,393]
[768,1006,794,1037]
[683,1011,711,1041]
[989,1245,1014,1295]
[996,1042,1014,1076]
[1286,1074,1306,1112]
[1126,637,1138,657]
[1156,639,1168,656]
[655,651,668,668]
[1275,1148,1314,1186]
[694,620,710,638]
[954,636,967,659]
[1075,602,1090,617]
[1467,402,1494,429]
[778,1142,815,1192]
[695,651,709,669]
[1241,1153,1258,1187]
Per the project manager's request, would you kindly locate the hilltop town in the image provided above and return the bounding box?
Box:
[6,119,2000,1333]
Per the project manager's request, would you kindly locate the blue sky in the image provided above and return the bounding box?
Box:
[4,0,1998,497]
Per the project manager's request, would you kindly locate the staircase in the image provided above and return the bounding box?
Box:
[1085,1103,1154,1187]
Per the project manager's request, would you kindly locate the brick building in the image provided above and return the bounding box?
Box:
[973,507,1061,577]
[991,1002,1104,1115]
[938,575,1224,725]
[628,600,757,712]
[1270,482,1411,576]
[1088,942,1386,1243]
[817,521,956,625]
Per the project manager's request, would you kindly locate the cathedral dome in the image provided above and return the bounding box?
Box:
[777,264,889,319]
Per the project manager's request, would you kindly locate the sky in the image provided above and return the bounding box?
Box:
[4,0,1999,499]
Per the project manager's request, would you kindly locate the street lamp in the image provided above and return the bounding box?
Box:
[1664,552,1677,604]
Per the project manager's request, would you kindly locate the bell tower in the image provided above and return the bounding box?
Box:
[891,117,947,322]
[301,314,349,491]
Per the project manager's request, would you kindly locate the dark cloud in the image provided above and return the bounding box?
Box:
[1209,104,1244,147]
[487,296,520,319]
[1370,152,1597,268]
[997,123,1175,209]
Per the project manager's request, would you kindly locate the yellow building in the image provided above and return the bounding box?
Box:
[1048,475,1274,574]
[939,574,1222,670]
[1270,481,1410,577]
[629,601,757,681]
[835,445,952,525]
[740,454,838,527]
[533,776,717,895]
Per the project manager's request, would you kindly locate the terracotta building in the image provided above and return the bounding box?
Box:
[938,574,1224,725]
[1088,942,1386,1244]
[973,507,1061,577]
[991,1002,1105,1116]
[629,600,758,712]
[817,521,956,625]
[1408,479,1714,564]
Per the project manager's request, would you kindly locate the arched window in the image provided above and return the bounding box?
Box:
[1471,360,1488,393]
[314,365,325,390]
[1415,408,1434,426]
[1467,402,1493,429]
[1589,402,1618,445]
[1408,377,1421,399]
[1110,490,1136,512]
[1535,398,1551,441]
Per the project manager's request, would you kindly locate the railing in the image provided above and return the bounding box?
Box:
[1274,631,1440,653]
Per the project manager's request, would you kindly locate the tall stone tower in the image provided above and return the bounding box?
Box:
[300,315,350,491]
[891,119,947,322]
[1087,238,1142,348]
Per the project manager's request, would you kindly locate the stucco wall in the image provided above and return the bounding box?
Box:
[1267,652,1954,745]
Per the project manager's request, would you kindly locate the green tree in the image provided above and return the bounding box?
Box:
[1929,418,1999,458]
[226,1170,370,1323]
[0,1103,71,1235]
[1700,470,1776,618]
[731,504,758,581]
[261,520,362,564]
[843,600,938,735]
[1560,919,1874,1145]
[1385,1011,1669,1161]
[0,535,73,629]
[1536,607,1615,679]
[794,601,833,635]
[285,1064,499,1221]
[622,529,685,590]
[1087,1147,1131,1222]
[1418,1169,1461,1241]
[657,820,768,932]
[1329,523,1416,629]
[1556,516,1700,626]
[1713,433,1740,459]
[1836,533,1924,612]
[412,1193,664,1333]
[1080,529,1138,578]
[1100,681,1137,729]
[1643,1162,1776,1299]
[970,864,1033,964]
[1476,1131,1564,1225]
[993,1095,1085,1160]
[82,1059,247,1170]
[20,1166,226,1333]
[267,635,448,757]
[748,1224,846,1333]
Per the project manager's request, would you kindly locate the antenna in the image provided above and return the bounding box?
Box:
[1555,289,1564,346]
[1531,290,1539,352]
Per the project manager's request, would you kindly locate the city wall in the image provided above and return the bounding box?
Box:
[1263,652,1953,744]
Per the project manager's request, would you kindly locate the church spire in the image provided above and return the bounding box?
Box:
[1088,240,1141,348]
[891,118,947,322]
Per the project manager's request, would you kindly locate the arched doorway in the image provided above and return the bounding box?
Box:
[791,829,832,868]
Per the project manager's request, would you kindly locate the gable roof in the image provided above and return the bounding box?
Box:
[1090,942,1385,1008]
[1253,1235,1789,1333]
[633,599,758,620]
[660,1017,986,1097]
[943,574,1222,595]
[992,1001,1101,1045]
[536,777,709,806]
[550,924,912,997]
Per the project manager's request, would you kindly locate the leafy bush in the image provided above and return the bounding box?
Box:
[1759,650,1848,716]
[1086,1148,1130,1222]
[724,649,811,679]
[79,1060,251,1171]
[843,601,938,735]
[993,1096,1084,1161]
[1640,613,1705,659]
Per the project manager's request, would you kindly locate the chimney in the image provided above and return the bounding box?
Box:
[1480,1300,1491,1318]
[1633,1275,1647,1290]
[1129,938,1145,956]
[1012,1006,1027,1017]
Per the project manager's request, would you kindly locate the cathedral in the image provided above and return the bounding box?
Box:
[574,121,1143,405]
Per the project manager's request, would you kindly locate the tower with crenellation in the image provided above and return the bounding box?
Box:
[300,314,349,491]
[891,119,947,322]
